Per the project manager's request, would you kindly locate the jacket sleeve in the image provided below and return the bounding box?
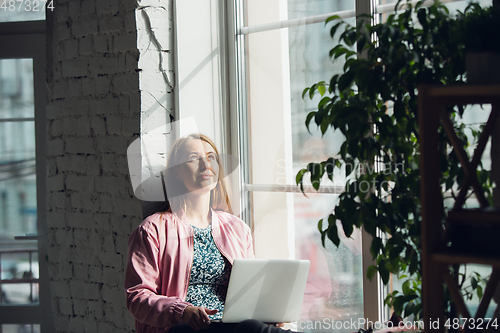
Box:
[124,223,192,328]
[244,222,255,259]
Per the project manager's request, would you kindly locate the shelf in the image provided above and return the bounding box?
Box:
[423,84,500,104]
[447,208,500,227]
[432,250,500,267]
[419,83,500,332]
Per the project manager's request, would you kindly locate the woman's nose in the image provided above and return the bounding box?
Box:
[199,157,210,169]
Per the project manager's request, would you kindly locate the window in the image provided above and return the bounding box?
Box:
[172,0,496,329]
[231,0,373,328]
[0,22,54,332]
[171,1,377,326]
[0,1,48,23]
[226,0,495,329]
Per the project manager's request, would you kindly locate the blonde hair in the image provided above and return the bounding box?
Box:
[162,134,232,214]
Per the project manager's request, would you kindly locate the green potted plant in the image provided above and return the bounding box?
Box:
[458,2,500,84]
[296,0,493,322]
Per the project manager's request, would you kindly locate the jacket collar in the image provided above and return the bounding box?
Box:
[172,207,218,229]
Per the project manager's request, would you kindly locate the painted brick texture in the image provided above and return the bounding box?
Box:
[45,0,175,331]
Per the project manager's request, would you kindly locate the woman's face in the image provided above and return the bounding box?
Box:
[176,139,219,194]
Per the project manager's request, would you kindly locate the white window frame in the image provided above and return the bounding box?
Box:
[224,0,383,325]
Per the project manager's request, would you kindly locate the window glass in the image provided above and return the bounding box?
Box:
[288,0,354,20]
[244,28,293,185]
[240,0,363,328]
[243,17,355,187]
[0,59,37,236]
[0,58,39,306]
[288,18,355,174]
[0,59,34,119]
[0,0,49,22]
[288,19,364,325]
[245,0,354,27]
[294,192,363,325]
[1,324,40,333]
[1,250,39,304]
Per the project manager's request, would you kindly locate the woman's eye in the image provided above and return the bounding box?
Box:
[208,155,216,161]
[188,156,198,162]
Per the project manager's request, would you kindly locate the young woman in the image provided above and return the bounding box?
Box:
[125,134,296,333]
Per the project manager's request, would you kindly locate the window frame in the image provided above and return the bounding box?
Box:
[222,0,489,326]
[224,0,383,325]
[0,21,55,332]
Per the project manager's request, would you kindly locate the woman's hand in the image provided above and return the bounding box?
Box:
[182,306,218,330]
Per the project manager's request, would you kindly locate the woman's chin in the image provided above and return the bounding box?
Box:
[187,182,217,195]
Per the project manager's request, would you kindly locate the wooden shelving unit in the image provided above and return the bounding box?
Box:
[419,85,500,332]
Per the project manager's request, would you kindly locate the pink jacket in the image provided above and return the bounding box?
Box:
[125,209,254,333]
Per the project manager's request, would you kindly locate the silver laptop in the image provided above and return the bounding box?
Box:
[215,259,310,323]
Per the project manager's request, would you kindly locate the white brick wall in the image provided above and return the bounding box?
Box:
[46,0,175,331]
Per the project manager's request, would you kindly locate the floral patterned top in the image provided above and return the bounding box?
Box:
[185,224,232,320]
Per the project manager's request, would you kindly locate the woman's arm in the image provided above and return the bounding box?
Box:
[245,224,255,259]
[125,225,192,328]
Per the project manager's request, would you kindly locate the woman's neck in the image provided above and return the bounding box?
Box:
[184,191,211,228]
